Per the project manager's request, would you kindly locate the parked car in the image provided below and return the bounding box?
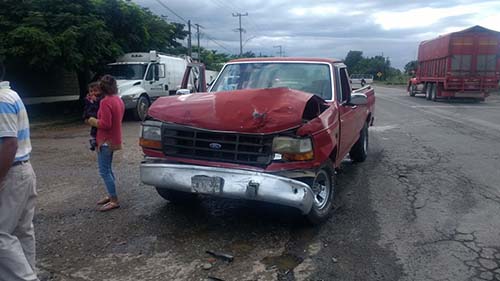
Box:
[106,51,190,120]
[408,25,500,101]
[139,57,375,224]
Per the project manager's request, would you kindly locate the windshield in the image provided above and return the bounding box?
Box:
[210,63,332,100]
[106,64,147,80]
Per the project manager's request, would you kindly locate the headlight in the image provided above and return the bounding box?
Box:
[272,137,314,161]
[140,121,162,149]
[272,137,312,153]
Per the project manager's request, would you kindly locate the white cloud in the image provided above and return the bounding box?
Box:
[372,2,500,30]
[289,5,338,17]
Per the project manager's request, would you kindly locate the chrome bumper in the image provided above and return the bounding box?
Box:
[140,162,315,214]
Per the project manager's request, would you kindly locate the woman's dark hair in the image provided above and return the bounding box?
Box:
[99,74,118,96]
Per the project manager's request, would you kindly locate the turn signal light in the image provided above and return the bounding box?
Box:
[282,151,314,161]
[139,138,162,150]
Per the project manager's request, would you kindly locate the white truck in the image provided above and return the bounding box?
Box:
[106,51,189,120]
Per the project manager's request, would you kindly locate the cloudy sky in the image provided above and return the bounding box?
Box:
[133,0,500,69]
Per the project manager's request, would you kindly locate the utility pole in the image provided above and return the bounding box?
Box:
[195,24,201,53]
[273,45,283,57]
[195,23,203,61]
[232,12,248,56]
[187,20,192,57]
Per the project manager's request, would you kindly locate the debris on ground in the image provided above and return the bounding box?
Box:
[202,263,213,270]
[206,250,234,262]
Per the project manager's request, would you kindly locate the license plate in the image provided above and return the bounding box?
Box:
[191,175,224,194]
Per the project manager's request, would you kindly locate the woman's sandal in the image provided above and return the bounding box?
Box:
[99,201,120,212]
[97,197,110,205]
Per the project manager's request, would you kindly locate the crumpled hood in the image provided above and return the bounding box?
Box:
[148,87,316,133]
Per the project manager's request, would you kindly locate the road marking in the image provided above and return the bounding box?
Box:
[370,125,399,132]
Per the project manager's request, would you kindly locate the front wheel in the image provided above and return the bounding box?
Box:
[306,163,336,225]
[134,95,150,121]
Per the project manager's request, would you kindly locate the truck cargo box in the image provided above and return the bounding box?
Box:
[409,26,500,101]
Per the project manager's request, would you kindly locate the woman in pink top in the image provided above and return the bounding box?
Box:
[87,75,125,211]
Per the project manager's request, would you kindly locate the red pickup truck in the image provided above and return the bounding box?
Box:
[139,57,375,223]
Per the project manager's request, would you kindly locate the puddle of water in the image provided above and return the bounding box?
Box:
[261,253,304,271]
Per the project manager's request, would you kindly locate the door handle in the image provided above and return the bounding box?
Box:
[351,105,357,109]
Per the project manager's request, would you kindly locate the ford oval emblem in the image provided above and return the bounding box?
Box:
[209,143,222,150]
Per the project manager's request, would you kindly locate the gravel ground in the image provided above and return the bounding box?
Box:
[31,86,500,281]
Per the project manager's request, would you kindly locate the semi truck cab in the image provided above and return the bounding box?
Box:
[106,51,189,120]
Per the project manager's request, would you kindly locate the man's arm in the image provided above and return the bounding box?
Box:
[0,137,18,183]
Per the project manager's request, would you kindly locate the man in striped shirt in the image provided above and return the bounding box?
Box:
[0,62,39,281]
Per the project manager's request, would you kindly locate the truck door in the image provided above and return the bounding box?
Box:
[337,67,362,158]
[144,63,167,99]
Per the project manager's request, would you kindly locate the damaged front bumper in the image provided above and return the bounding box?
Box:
[140,160,315,214]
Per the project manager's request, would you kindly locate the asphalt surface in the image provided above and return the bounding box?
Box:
[31,86,500,281]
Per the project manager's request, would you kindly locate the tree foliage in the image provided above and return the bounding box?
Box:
[344,51,363,70]
[404,60,418,75]
[344,50,398,81]
[0,0,188,97]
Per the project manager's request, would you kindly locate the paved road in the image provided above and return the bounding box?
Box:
[33,86,500,281]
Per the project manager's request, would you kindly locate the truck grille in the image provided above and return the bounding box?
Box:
[161,123,274,167]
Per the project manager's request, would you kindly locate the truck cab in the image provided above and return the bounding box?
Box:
[106,51,189,120]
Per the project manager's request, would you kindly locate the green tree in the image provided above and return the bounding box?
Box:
[404,60,418,75]
[0,0,188,98]
[344,50,363,72]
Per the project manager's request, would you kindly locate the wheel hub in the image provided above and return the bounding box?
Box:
[312,170,331,209]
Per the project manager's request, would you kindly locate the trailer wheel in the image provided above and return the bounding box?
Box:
[305,162,336,225]
[431,84,438,101]
[155,187,199,204]
[409,84,417,97]
[134,95,150,121]
[425,83,433,100]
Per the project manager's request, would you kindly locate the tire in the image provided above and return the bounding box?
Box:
[306,162,336,225]
[425,83,433,100]
[133,95,150,121]
[409,84,416,97]
[431,84,438,102]
[155,187,198,204]
[349,122,368,162]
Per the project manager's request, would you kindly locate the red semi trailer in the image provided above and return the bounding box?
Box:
[408,25,500,101]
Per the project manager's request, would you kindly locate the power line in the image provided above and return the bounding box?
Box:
[202,33,235,53]
[217,0,262,34]
[153,0,234,55]
[154,0,188,24]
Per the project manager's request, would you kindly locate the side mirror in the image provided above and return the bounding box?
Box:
[350,93,368,105]
[176,89,191,95]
